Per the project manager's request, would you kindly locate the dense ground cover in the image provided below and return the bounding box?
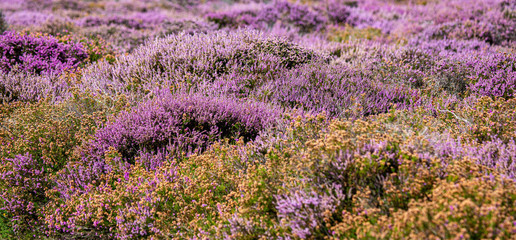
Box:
[0,0,515,239]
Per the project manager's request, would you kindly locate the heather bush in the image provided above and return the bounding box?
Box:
[423,2,516,45]
[78,30,321,100]
[78,25,153,53]
[257,63,421,117]
[463,97,516,142]
[50,0,86,11]
[0,31,88,75]
[425,135,516,179]
[0,35,110,104]
[332,39,515,98]
[326,0,352,24]
[56,33,115,63]
[78,19,214,53]
[406,0,516,45]
[467,52,516,98]
[46,150,178,239]
[46,147,228,239]
[2,103,78,166]
[30,18,77,36]
[91,92,279,162]
[43,92,279,238]
[0,72,69,103]
[0,97,110,174]
[157,19,215,36]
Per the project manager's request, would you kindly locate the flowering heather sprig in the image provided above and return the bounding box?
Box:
[0,31,88,75]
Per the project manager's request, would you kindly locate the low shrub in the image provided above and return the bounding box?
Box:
[0,31,88,75]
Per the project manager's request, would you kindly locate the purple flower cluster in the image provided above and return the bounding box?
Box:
[0,31,88,74]
[276,189,339,238]
[92,92,279,161]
